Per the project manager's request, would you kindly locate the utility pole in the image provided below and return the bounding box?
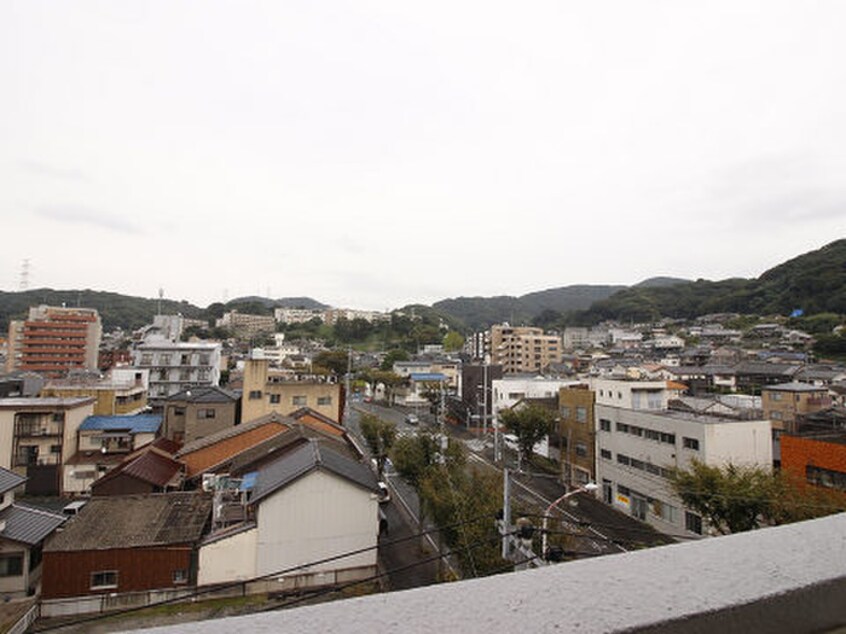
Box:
[498,467,545,569]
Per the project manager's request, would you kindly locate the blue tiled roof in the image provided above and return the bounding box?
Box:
[79,414,162,434]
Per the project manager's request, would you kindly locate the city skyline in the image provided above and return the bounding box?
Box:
[2,1,845,311]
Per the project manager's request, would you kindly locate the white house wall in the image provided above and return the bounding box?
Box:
[256,470,378,577]
[198,527,258,586]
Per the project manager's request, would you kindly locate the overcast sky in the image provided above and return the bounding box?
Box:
[2,1,844,311]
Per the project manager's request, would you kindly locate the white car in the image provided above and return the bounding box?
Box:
[404,413,420,425]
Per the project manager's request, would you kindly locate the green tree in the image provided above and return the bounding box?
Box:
[668,460,845,534]
[500,403,555,466]
[313,349,350,376]
[358,414,397,479]
[380,348,409,371]
[443,330,465,352]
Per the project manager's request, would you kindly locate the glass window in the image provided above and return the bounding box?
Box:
[91,570,118,589]
[292,395,307,406]
[600,449,612,460]
[317,396,332,406]
[575,442,588,457]
[683,437,700,450]
[576,407,587,423]
[0,555,23,577]
[685,511,703,535]
[599,419,611,432]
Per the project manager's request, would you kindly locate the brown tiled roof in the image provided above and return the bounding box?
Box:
[91,447,184,490]
[176,412,292,457]
[45,492,212,552]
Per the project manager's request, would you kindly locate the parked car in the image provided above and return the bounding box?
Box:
[405,413,420,425]
[377,481,391,504]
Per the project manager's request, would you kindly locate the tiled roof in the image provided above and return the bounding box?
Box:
[167,386,239,403]
[251,441,378,505]
[45,492,212,552]
[0,467,26,495]
[764,382,828,393]
[177,413,291,457]
[80,414,162,434]
[92,448,184,490]
[0,503,65,545]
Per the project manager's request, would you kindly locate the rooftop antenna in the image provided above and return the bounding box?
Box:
[158,288,164,316]
[19,259,30,291]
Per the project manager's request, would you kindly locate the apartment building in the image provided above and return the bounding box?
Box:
[241,358,343,424]
[41,368,150,416]
[6,305,102,377]
[163,386,240,444]
[216,311,276,340]
[323,308,390,325]
[595,405,772,537]
[489,324,563,374]
[592,378,685,411]
[132,341,222,406]
[274,308,326,324]
[0,397,95,495]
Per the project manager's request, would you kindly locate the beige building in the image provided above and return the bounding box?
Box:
[489,324,562,374]
[41,368,149,417]
[762,382,832,434]
[216,311,276,340]
[242,358,343,424]
[0,397,95,495]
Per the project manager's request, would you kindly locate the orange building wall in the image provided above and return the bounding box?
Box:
[781,435,846,482]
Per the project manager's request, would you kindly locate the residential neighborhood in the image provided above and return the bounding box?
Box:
[0,278,844,633]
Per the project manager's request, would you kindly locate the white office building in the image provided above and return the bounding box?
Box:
[132,341,222,405]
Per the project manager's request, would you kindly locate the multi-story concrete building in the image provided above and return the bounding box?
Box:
[241,358,343,424]
[0,397,95,495]
[216,311,276,340]
[323,308,390,325]
[595,405,772,537]
[6,305,102,377]
[559,385,596,488]
[592,378,685,411]
[489,324,562,374]
[132,341,222,406]
[274,308,326,324]
[41,368,150,416]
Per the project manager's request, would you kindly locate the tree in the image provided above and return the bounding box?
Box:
[313,349,349,376]
[443,331,465,352]
[358,414,397,479]
[500,403,555,466]
[391,430,445,491]
[668,460,845,535]
[380,348,409,371]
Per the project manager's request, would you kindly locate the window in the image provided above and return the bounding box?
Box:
[173,569,189,584]
[140,354,153,365]
[91,570,118,589]
[630,458,645,471]
[292,395,307,406]
[685,512,703,535]
[771,411,783,421]
[199,354,210,366]
[198,409,216,419]
[771,392,782,401]
[616,422,629,433]
[617,454,630,466]
[52,412,65,423]
[600,449,612,460]
[0,555,23,577]
[806,465,846,490]
[644,429,660,441]
[575,442,588,457]
[683,437,700,451]
[317,396,332,406]
[575,407,587,423]
[660,432,676,445]
[160,354,172,365]
[173,406,186,416]
[181,354,191,365]
[248,390,262,400]
[179,370,191,381]
[50,444,62,454]
[560,406,571,419]
[599,419,611,432]
[269,394,281,404]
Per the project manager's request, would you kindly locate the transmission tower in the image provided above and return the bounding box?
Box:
[19,259,30,291]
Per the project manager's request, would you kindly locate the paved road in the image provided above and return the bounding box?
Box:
[345,405,442,589]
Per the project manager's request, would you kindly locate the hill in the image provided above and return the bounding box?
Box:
[0,289,206,333]
[575,239,846,324]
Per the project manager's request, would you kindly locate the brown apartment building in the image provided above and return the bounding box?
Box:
[6,305,102,377]
[762,382,832,434]
[489,324,562,374]
[559,385,597,488]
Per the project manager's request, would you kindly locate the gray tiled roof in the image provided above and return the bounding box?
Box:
[251,441,378,505]
[0,467,26,495]
[0,504,66,545]
[167,385,239,403]
[45,492,212,552]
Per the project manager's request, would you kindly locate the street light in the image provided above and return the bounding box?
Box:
[541,482,599,561]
